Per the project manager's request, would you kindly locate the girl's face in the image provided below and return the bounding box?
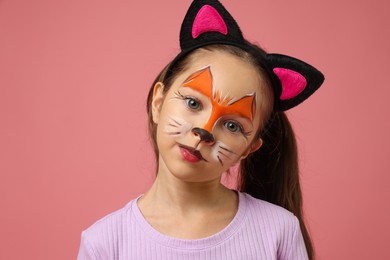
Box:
[152,50,270,183]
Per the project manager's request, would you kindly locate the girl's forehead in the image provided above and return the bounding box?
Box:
[177,51,264,99]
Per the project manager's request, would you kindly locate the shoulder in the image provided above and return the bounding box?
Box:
[83,199,134,236]
[240,192,300,235]
[241,192,295,218]
[239,192,308,258]
[235,193,308,259]
[79,198,138,259]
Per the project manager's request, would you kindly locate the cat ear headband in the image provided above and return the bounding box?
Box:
[166,0,325,111]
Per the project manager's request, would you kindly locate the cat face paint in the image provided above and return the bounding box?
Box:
[154,51,264,182]
[163,115,193,137]
[182,66,256,133]
[169,66,258,166]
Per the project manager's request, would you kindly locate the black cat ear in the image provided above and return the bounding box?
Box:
[266,54,325,111]
[179,0,244,51]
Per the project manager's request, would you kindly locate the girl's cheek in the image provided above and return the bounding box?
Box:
[161,99,193,137]
[210,141,240,167]
[163,115,192,137]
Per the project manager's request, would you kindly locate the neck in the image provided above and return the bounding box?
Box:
[139,157,236,213]
[137,157,239,239]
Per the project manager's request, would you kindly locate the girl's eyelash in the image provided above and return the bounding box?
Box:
[234,121,244,132]
[174,91,195,101]
[174,91,202,110]
[225,120,252,138]
[237,123,251,137]
[174,91,186,99]
[242,130,252,138]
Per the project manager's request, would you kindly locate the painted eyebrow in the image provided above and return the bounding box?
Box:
[181,66,256,121]
[181,66,213,98]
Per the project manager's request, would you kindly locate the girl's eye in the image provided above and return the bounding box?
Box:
[185,97,201,110]
[224,121,243,133]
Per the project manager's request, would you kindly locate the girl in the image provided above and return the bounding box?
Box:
[77,0,324,259]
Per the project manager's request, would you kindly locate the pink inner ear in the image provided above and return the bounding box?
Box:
[273,68,307,100]
[192,5,228,39]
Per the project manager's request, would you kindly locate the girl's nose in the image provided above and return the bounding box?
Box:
[191,127,215,145]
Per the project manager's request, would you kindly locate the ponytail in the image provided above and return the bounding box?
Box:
[239,112,314,259]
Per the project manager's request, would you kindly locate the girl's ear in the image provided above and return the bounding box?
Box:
[151,82,165,124]
[240,138,263,160]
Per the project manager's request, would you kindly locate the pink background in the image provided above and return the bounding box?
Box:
[1,0,389,259]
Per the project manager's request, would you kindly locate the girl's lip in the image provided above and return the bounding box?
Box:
[178,144,207,163]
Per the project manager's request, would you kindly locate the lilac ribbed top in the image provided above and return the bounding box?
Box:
[77,192,308,259]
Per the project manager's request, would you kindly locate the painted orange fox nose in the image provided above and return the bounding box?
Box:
[191,127,215,144]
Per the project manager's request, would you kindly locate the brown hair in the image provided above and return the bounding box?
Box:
[146,44,314,259]
[239,111,313,258]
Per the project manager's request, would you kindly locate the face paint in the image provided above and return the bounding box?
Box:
[182,66,256,132]
[210,141,238,166]
[177,66,258,166]
[163,116,193,137]
[154,50,265,182]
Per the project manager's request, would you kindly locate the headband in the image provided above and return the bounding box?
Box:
[166,0,325,111]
